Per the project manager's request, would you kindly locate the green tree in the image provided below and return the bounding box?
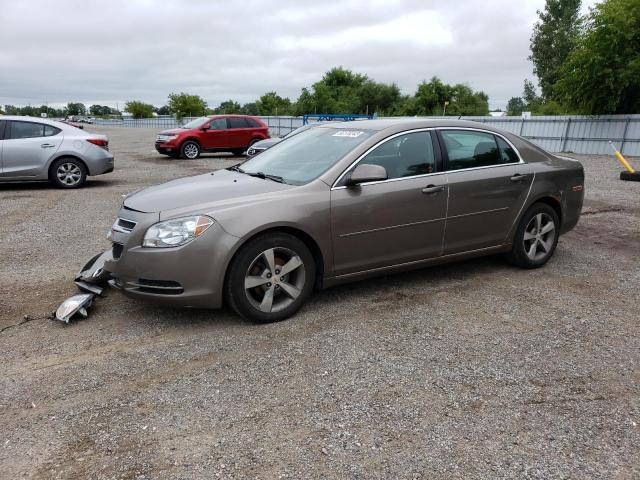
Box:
[256,91,292,115]
[506,97,526,116]
[167,92,208,119]
[124,100,154,119]
[66,102,86,116]
[555,0,640,114]
[215,100,242,114]
[156,105,172,116]
[241,102,258,115]
[529,0,582,99]
[412,77,489,116]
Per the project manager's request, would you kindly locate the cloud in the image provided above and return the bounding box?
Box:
[0,0,601,110]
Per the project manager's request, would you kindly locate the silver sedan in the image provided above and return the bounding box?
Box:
[0,116,114,188]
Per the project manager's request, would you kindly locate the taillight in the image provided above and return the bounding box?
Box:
[86,138,109,149]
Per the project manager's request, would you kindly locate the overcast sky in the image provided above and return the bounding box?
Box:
[0,0,598,110]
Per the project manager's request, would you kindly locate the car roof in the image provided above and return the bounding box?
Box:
[0,115,64,125]
[314,117,502,133]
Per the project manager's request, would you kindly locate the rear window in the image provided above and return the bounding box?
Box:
[44,125,61,137]
[441,130,505,170]
[228,117,250,129]
[9,121,45,139]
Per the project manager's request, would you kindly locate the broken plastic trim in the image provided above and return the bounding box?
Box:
[75,250,113,286]
[55,294,95,323]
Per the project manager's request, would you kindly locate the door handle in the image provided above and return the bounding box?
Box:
[510,174,528,182]
[422,185,445,194]
[40,143,55,148]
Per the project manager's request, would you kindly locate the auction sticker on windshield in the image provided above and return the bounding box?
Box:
[332,131,365,138]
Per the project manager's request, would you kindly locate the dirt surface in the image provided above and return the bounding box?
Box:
[1,126,639,479]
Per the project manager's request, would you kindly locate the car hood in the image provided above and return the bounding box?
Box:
[124,169,293,214]
[253,138,281,149]
[158,128,185,135]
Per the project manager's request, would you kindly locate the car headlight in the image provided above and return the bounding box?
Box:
[142,215,214,248]
[157,135,178,142]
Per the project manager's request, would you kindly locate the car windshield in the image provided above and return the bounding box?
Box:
[239,127,374,185]
[181,117,209,129]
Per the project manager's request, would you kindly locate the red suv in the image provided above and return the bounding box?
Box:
[155,115,270,159]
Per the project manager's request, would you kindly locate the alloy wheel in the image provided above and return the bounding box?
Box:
[523,213,556,261]
[183,143,199,159]
[56,162,82,186]
[244,247,305,313]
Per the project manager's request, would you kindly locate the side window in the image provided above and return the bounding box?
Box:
[441,130,502,170]
[9,121,45,140]
[246,118,260,128]
[0,120,5,140]
[359,131,435,180]
[496,136,519,163]
[44,125,62,137]
[210,118,227,130]
[228,117,249,129]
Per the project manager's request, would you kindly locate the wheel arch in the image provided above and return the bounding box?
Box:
[223,226,326,299]
[47,154,89,178]
[180,137,201,147]
[528,194,562,226]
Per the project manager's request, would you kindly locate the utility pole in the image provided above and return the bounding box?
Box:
[442,101,449,116]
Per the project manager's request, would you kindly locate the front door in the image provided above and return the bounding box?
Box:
[331,130,448,276]
[2,121,63,177]
[201,117,228,149]
[438,129,534,254]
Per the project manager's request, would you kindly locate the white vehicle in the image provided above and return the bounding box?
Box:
[0,116,114,188]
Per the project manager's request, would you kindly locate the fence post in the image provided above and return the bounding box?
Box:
[561,118,572,152]
[620,117,631,155]
[519,118,525,136]
[277,116,281,136]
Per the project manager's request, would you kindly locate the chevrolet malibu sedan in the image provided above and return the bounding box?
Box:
[105,119,584,322]
[0,116,113,188]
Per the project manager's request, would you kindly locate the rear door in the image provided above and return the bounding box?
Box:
[438,129,534,254]
[331,130,448,275]
[201,117,228,149]
[2,121,63,177]
[227,117,251,148]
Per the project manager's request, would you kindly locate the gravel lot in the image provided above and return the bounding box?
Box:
[1,126,639,479]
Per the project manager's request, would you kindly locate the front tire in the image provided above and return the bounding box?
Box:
[49,158,87,188]
[507,203,559,269]
[180,140,201,159]
[225,233,316,323]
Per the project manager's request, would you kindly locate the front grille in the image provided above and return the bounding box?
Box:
[112,242,124,259]
[131,279,184,295]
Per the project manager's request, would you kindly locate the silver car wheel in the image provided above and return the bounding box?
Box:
[56,162,82,186]
[523,212,556,261]
[244,247,305,313]
[183,143,199,159]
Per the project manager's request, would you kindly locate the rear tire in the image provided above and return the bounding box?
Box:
[225,233,316,323]
[49,158,87,189]
[506,203,559,269]
[180,141,201,159]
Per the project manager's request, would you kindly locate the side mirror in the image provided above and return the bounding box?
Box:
[201,124,210,131]
[347,164,388,186]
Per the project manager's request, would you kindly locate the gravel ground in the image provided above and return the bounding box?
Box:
[1,126,639,479]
